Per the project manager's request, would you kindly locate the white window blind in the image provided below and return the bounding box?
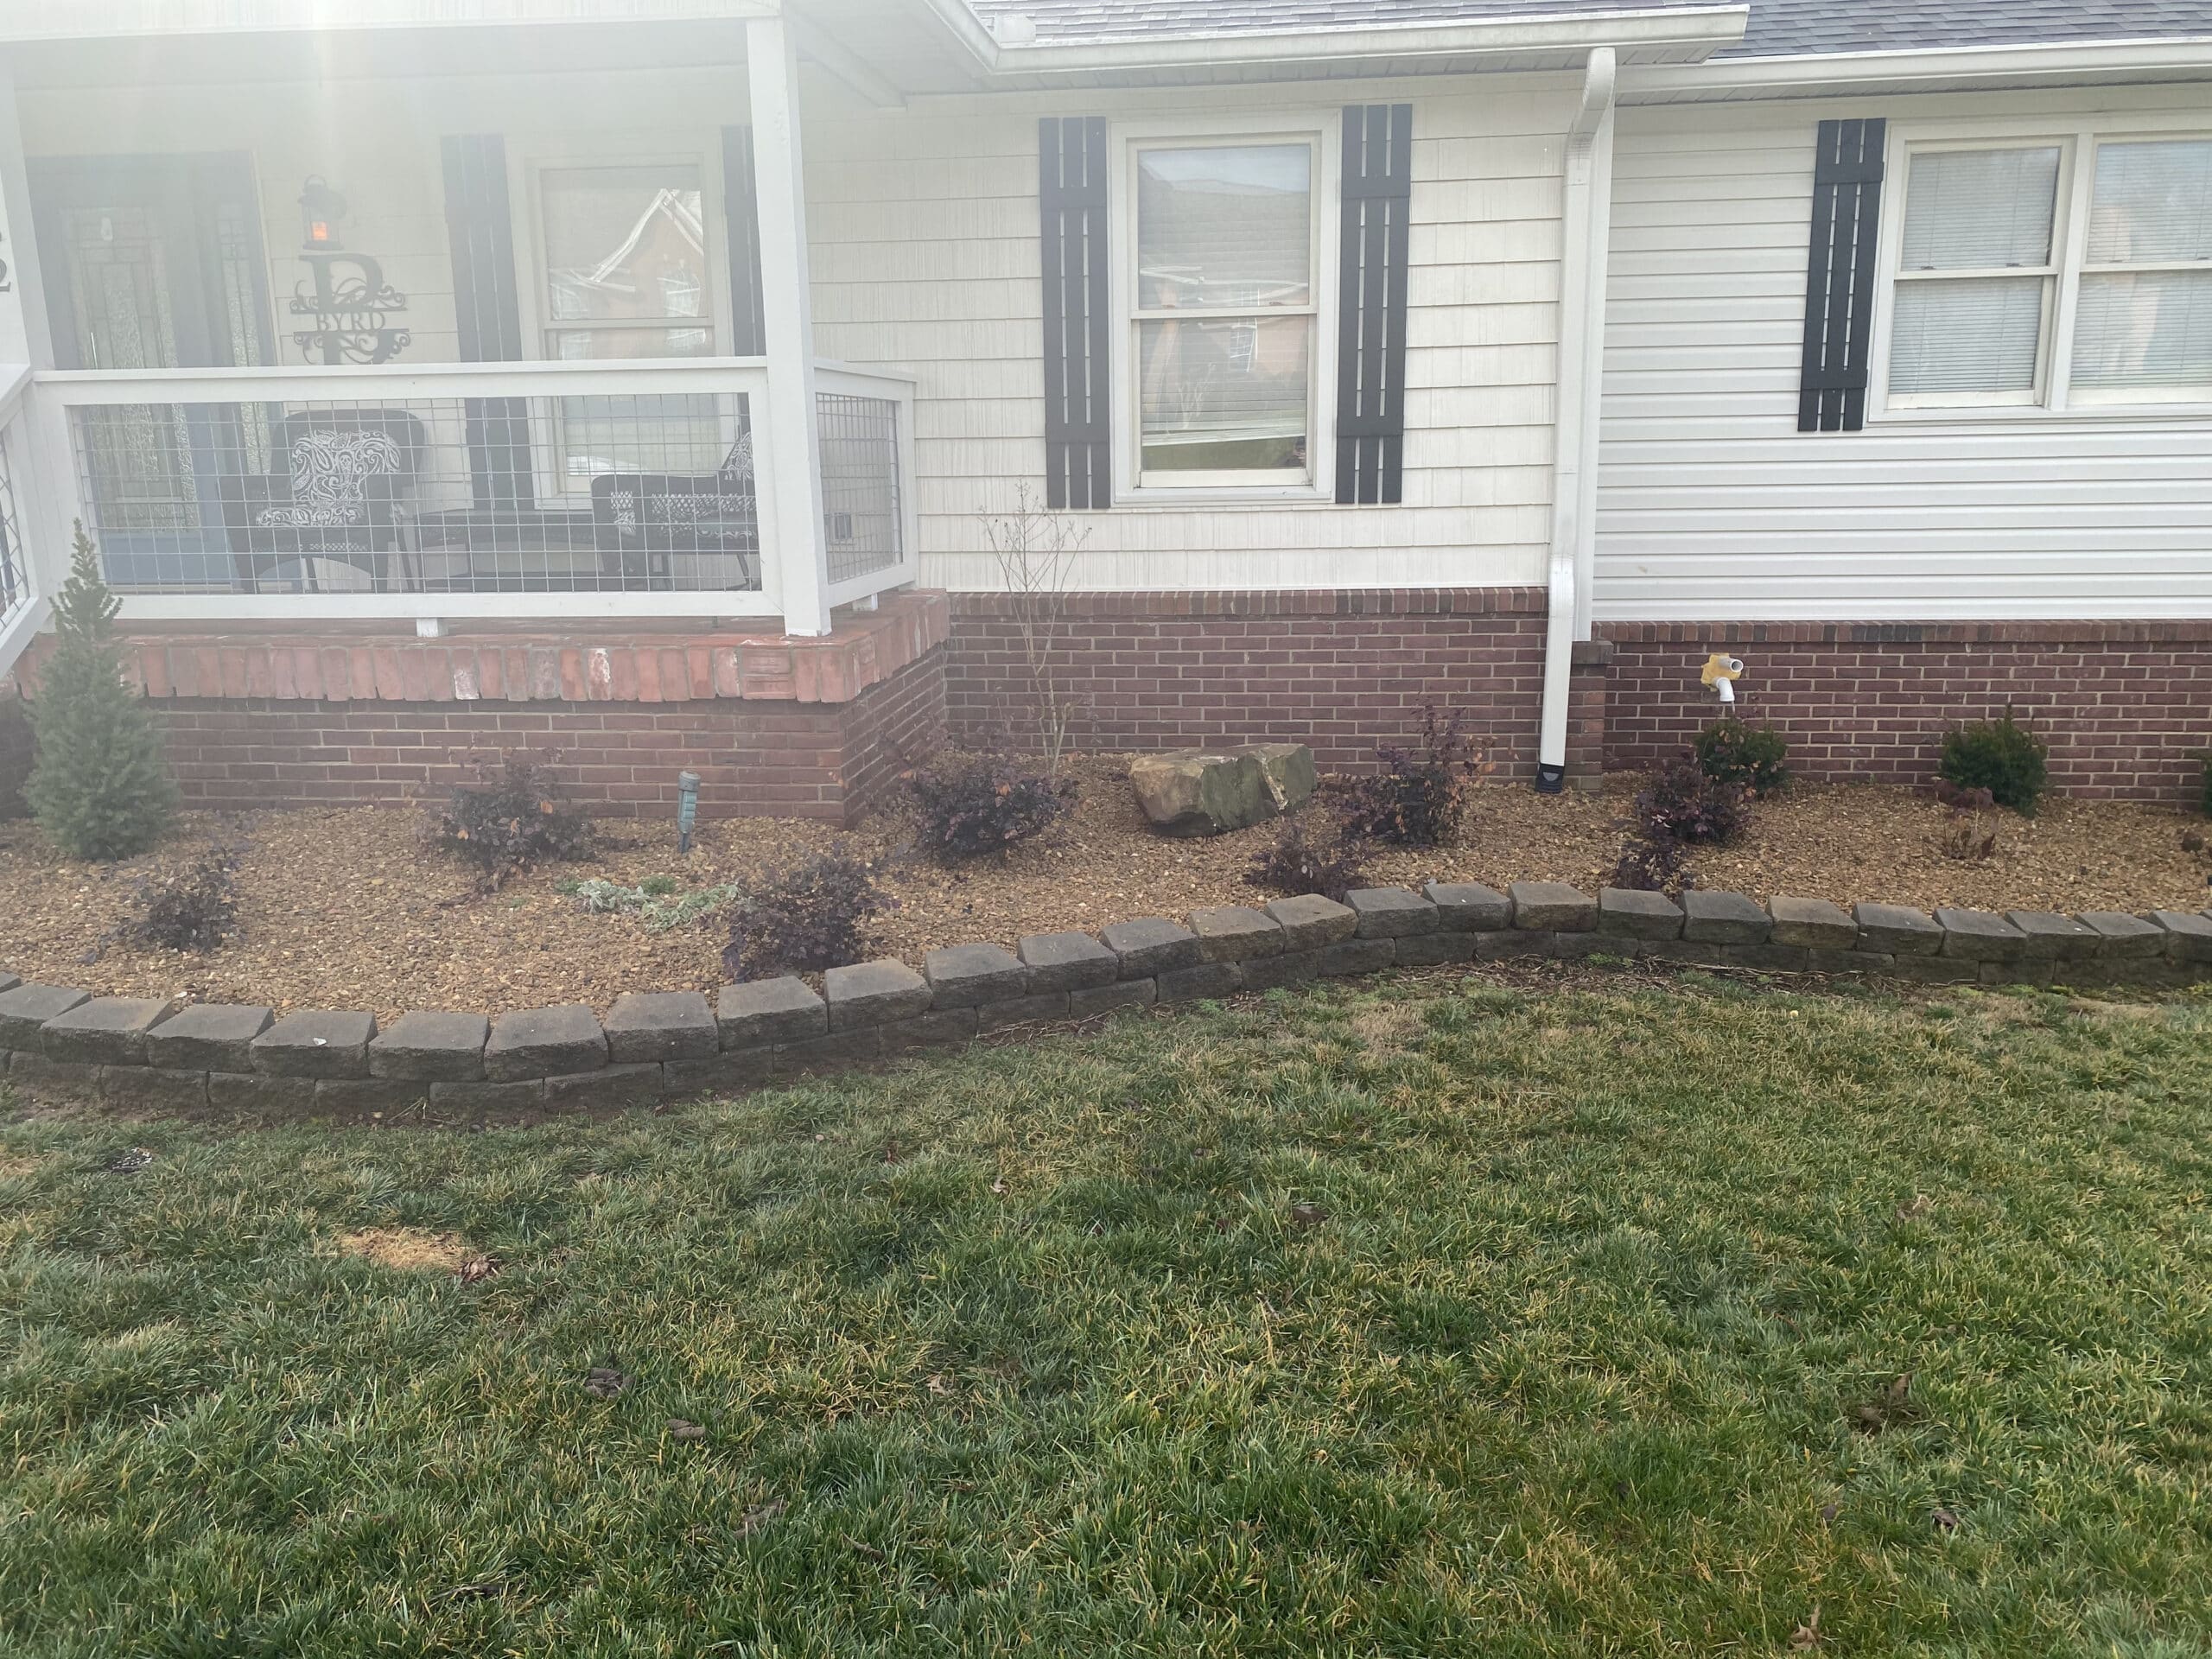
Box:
[1131,140,1318,483]
[2073,139,2212,392]
[1889,145,2060,398]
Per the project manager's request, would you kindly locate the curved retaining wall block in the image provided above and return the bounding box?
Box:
[3,887,2209,1115]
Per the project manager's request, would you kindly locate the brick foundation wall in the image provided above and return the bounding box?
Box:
[155,644,946,826]
[946,588,1553,774]
[1603,621,2212,804]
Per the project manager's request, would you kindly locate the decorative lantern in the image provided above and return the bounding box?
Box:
[299,176,346,251]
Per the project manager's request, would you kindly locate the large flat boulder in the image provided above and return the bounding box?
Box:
[1128,743,1315,837]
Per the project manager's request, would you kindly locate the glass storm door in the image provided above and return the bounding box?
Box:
[30,156,274,586]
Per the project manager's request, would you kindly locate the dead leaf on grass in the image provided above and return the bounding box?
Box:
[1933,1506,1961,1534]
[1288,1201,1330,1229]
[1895,1194,1933,1221]
[736,1500,787,1537]
[105,1147,155,1175]
[584,1365,632,1399]
[1789,1606,1821,1649]
[453,1255,499,1285]
[1853,1373,1918,1434]
[335,1228,478,1272]
[666,1418,707,1441]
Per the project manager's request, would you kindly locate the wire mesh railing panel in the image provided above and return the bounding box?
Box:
[0,416,28,633]
[817,391,903,585]
[68,393,764,596]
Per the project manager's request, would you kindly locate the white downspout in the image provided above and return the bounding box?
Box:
[1535,45,1616,792]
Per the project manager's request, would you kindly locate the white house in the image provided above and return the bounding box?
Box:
[0,0,2204,821]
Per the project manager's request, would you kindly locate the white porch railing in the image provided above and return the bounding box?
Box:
[0,365,45,677]
[22,356,918,629]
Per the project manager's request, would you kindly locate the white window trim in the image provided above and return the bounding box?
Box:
[1106,111,1341,505]
[1869,111,2212,424]
[508,135,737,501]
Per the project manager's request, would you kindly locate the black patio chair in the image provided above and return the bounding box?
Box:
[219,406,427,593]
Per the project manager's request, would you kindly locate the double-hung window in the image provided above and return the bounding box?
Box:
[537,162,724,484]
[1127,132,1325,490]
[1881,127,2212,413]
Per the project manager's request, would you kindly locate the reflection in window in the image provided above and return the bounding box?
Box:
[1132,141,1317,483]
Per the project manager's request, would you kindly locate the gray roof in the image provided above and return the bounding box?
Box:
[1726,0,2212,56]
[967,0,1734,44]
[969,0,2212,54]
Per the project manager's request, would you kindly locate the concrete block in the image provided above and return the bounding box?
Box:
[1101,917,1202,977]
[778,1029,884,1074]
[40,997,172,1065]
[1424,881,1510,932]
[0,971,17,995]
[98,1066,208,1111]
[1240,950,1321,990]
[1347,887,1440,938]
[1807,950,1897,976]
[1886,956,1980,984]
[1981,960,2054,988]
[1508,882,1597,931]
[0,985,92,1051]
[661,1050,779,1099]
[1854,903,1944,956]
[976,992,1071,1033]
[1599,887,1684,940]
[924,944,1028,1008]
[603,992,717,1062]
[1393,931,1478,967]
[1936,908,2028,961]
[2005,912,2102,960]
[825,960,931,1029]
[429,1078,547,1114]
[1769,896,1856,950]
[4,1052,99,1102]
[252,1010,377,1078]
[1069,979,1157,1020]
[1319,938,1395,976]
[1475,931,1551,960]
[880,1008,979,1055]
[1016,931,1121,991]
[1682,890,1770,944]
[2147,911,2212,963]
[544,1064,666,1111]
[313,1077,434,1115]
[1543,931,1615,960]
[145,1004,274,1073]
[1637,938,1732,968]
[1188,906,1285,962]
[206,1071,316,1116]
[2077,912,2167,958]
[1262,893,1358,950]
[484,1005,607,1081]
[716,977,827,1049]
[1158,961,1243,1003]
[368,1011,489,1081]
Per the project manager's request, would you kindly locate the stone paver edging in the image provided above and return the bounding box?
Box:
[3,883,2210,1115]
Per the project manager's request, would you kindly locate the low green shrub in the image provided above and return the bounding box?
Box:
[1692,720,1789,797]
[565,876,740,931]
[1940,713,2049,815]
[0,694,30,819]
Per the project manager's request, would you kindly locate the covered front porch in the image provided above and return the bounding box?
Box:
[0,1,936,678]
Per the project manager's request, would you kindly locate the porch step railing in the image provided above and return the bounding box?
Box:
[0,366,43,683]
[22,357,917,629]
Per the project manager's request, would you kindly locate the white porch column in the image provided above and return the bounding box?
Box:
[746,11,833,639]
[0,65,69,667]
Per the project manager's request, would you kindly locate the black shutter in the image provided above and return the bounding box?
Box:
[441,134,533,509]
[1039,116,1110,510]
[1799,118,1887,434]
[721,126,769,357]
[1336,105,1413,505]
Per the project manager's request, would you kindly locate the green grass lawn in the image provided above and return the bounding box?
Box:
[3,970,2211,1657]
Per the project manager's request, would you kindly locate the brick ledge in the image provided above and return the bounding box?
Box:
[21,590,950,708]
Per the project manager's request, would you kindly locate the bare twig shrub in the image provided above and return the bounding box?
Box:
[981,485,1089,781]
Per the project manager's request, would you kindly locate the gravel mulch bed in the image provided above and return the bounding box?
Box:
[2,753,2206,1021]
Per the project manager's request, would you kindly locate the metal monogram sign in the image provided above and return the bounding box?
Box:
[292,250,410,365]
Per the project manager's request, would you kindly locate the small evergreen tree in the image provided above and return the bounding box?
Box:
[25,523,175,859]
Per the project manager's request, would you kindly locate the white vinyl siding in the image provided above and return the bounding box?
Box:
[1598,86,2212,623]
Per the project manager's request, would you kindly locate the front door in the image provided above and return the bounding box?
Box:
[29,155,275,586]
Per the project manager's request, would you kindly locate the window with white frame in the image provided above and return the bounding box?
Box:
[1129,135,1323,487]
[537,162,724,483]
[1885,130,2212,411]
